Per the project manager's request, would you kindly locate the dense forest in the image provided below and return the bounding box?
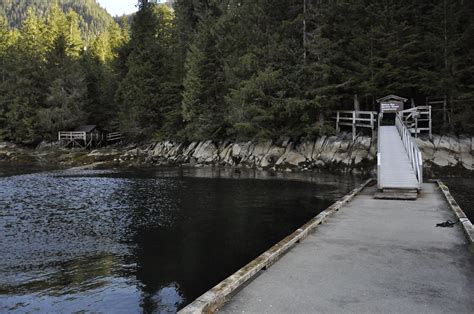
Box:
[0,0,473,145]
[0,0,116,40]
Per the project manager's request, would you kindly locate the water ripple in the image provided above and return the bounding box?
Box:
[0,167,358,312]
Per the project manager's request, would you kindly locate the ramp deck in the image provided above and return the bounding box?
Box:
[378,125,419,190]
[220,183,474,313]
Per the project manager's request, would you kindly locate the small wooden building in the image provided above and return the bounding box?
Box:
[59,125,123,149]
[376,95,408,113]
[58,125,106,149]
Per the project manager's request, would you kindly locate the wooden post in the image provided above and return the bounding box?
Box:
[336,111,340,133]
[371,112,375,139]
[352,111,356,141]
[354,94,360,116]
[429,106,433,140]
[443,94,447,126]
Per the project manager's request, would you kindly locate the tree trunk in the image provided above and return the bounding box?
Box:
[443,94,447,125]
[319,111,324,126]
[303,0,307,62]
[353,94,360,111]
[443,0,448,128]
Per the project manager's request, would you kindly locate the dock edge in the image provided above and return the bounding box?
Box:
[436,180,474,245]
[179,178,375,314]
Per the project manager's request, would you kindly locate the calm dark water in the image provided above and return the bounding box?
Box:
[442,178,474,222]
[0,167,359,313]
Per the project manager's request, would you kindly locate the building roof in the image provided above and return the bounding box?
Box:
[75,125,97,132]
[376,95,408,103]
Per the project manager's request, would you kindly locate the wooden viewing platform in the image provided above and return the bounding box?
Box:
[58,125,122,149]
[180,180,474,313]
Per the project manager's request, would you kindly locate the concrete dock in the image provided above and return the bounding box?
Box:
[221,183,474,313]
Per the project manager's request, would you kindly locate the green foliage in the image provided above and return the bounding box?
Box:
[1,0,474,144]
[181,9,227,140]
[177,0,474,139]
[0,2,128,143]
[115,2,179,140]
[0,0,115,39]
[37,63,88,138]
[226,68,281,139]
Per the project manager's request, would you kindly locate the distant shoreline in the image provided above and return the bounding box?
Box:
[1,132,473,178]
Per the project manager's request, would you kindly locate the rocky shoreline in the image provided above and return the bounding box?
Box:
[1,133,473,177]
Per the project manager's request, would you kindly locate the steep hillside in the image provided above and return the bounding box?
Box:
[0,0,115,36]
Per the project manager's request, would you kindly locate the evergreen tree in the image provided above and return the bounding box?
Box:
[83,21,128,128]
[445,1,474,132]
[2,9,48,143]
[173,0,202,80]
[115,1,177,140]
[181,8,227,140]
[1,0,474,144]
[0,0,116,39]
[37,61,88,139]
[0,15,13,81]
[0,15,16,138]
[218,0,285,139]
[38,8,88,139]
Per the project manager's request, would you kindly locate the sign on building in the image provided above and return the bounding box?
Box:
[376,95,408,113]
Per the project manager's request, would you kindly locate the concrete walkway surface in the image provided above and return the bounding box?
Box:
[221,183,474,313]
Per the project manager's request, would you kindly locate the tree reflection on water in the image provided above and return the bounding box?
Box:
[0,167,357,312]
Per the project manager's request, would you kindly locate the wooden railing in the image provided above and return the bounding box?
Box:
[106,132,123,142]
[398,106,432,139]
[58,131,86,141]
[334,110,378,140]
[395,114,423,190]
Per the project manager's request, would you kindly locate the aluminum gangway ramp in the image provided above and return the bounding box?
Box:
[377,115,423,199]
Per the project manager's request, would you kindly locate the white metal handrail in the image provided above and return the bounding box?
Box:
[377,115,382,188]
[395,115,423,189]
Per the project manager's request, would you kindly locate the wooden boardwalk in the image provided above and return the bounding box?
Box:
[179,103,468,313]
[218,183,474,313]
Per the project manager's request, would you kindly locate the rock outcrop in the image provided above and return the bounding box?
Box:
[1,133,473,176]
[140,133,378,174]
[141,133,473,175]
[416,135,473,173]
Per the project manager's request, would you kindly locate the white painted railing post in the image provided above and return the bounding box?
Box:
[377,153,381,190]
[418,151,423,190]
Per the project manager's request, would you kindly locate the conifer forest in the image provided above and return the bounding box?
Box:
[0,0,473,144]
